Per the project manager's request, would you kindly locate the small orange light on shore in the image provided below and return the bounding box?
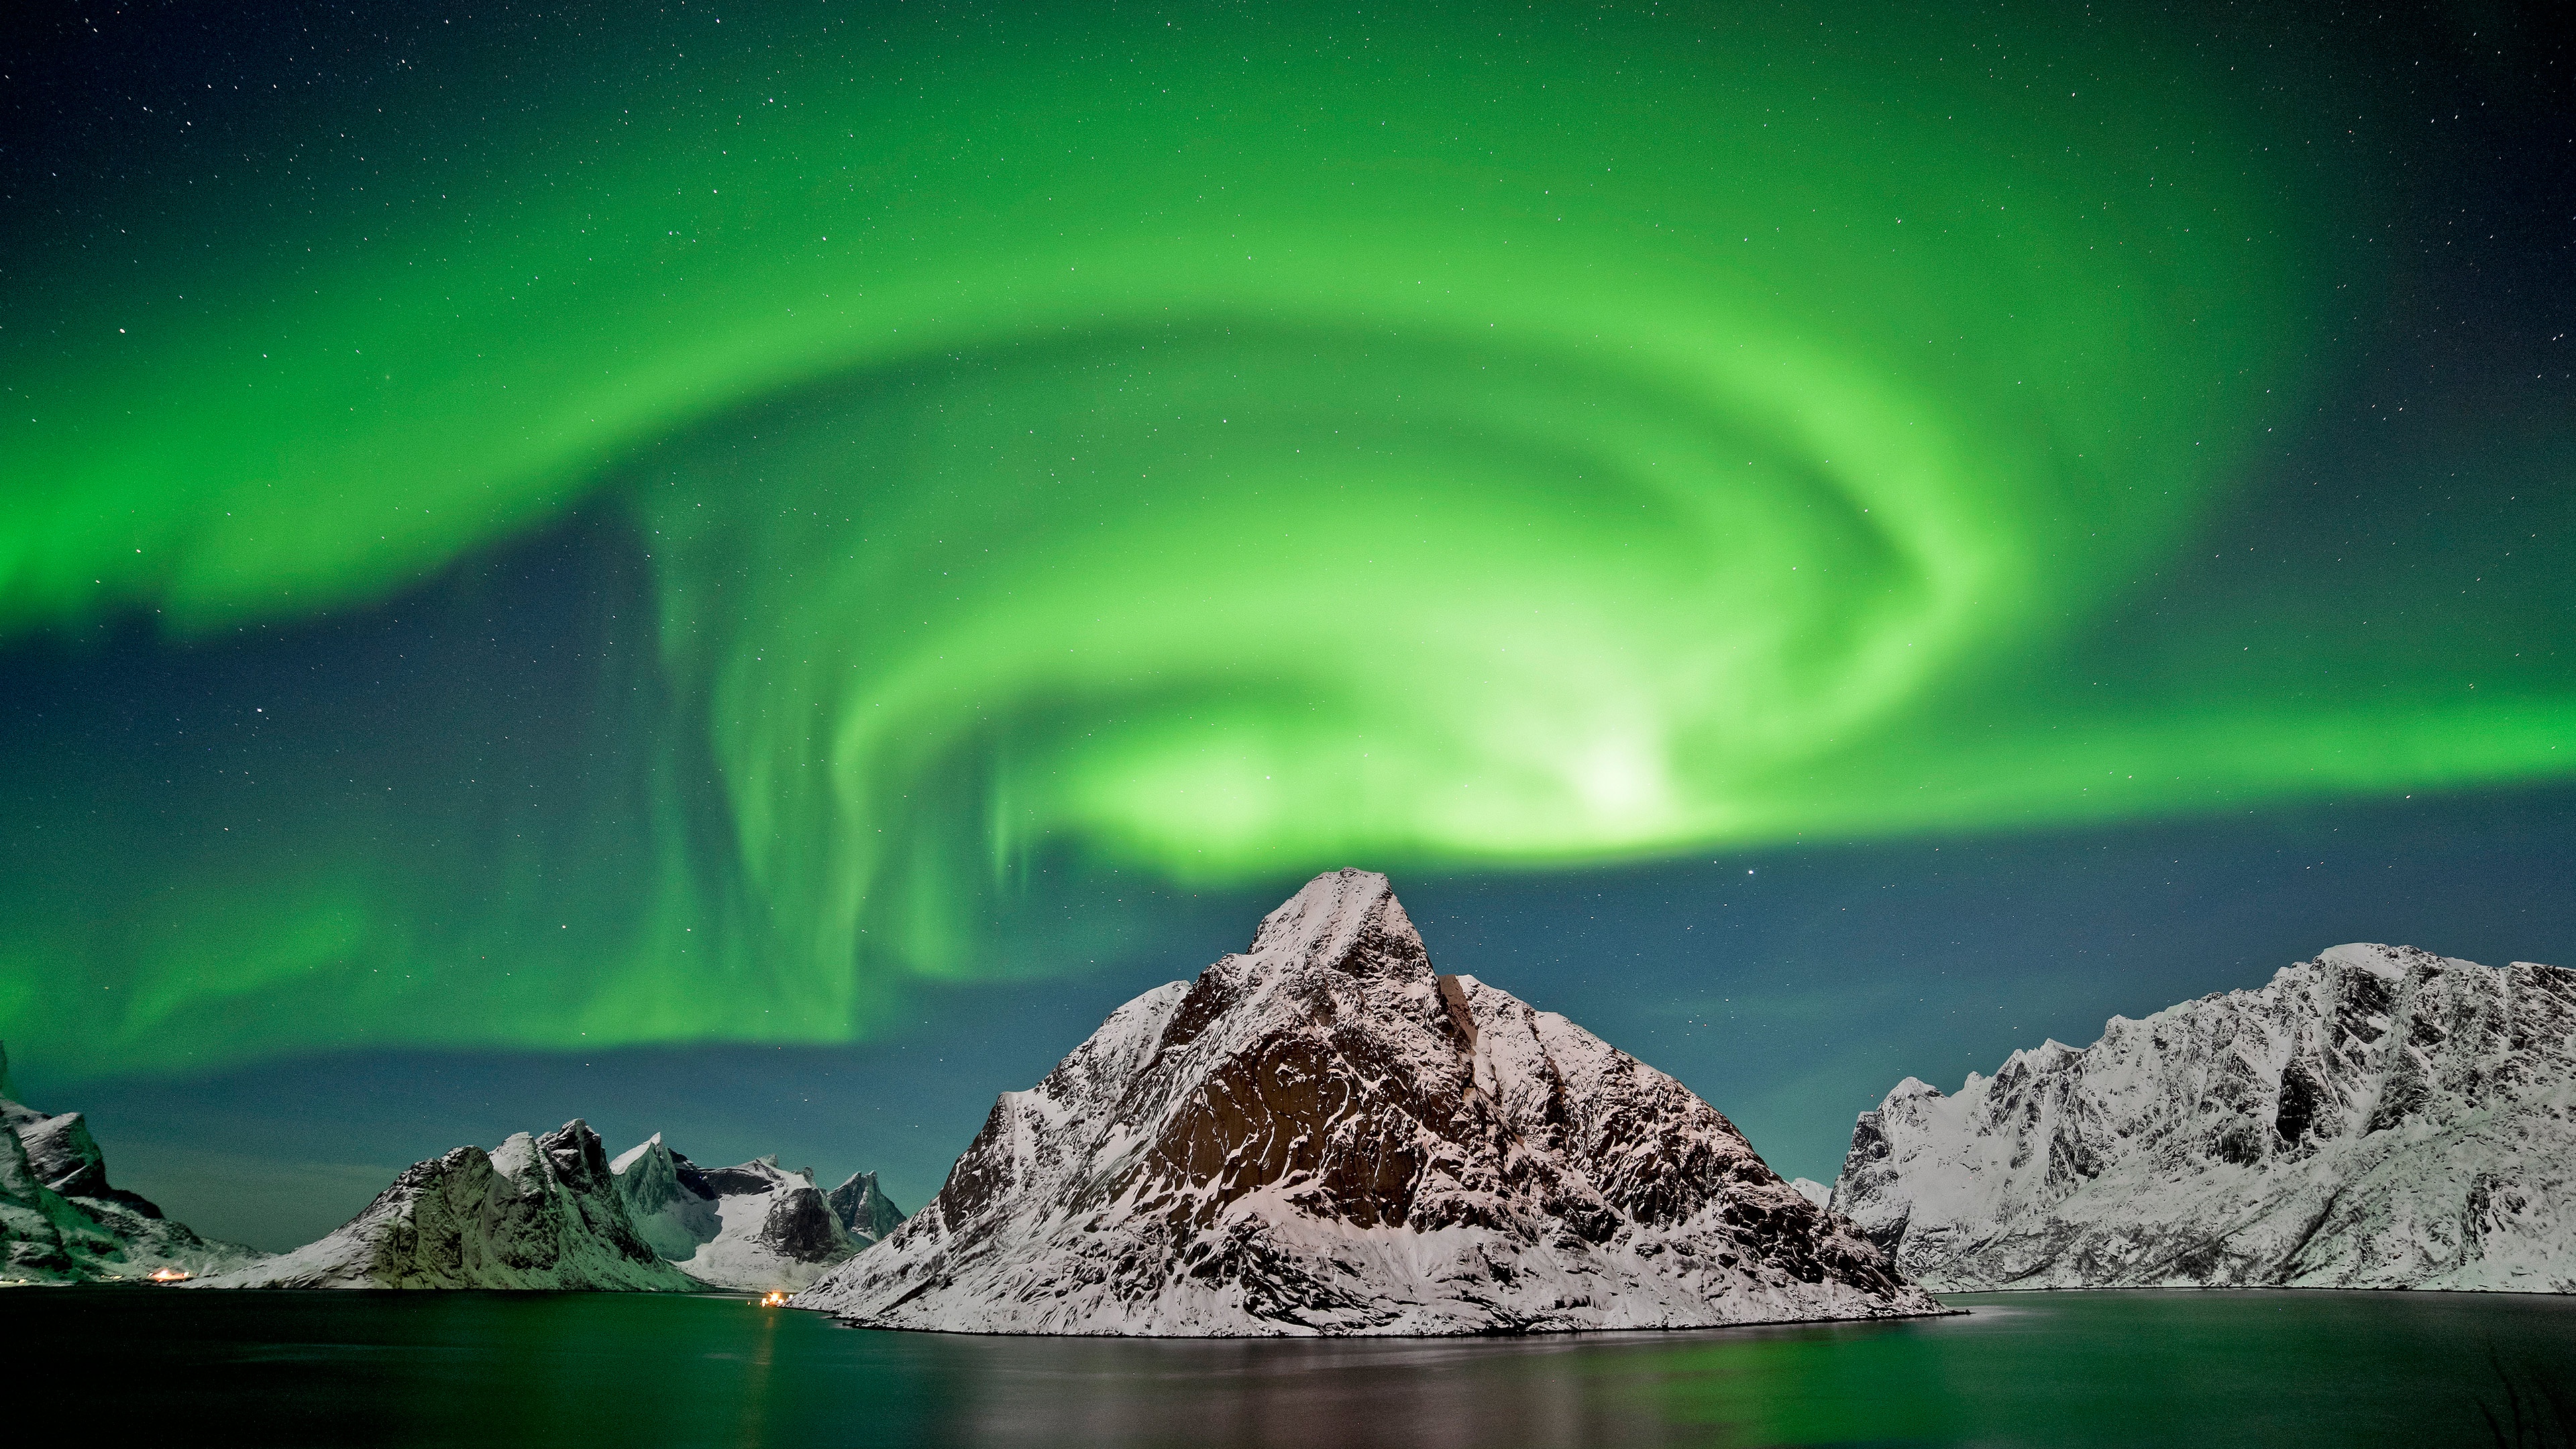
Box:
[759,1291,788,1307]
[150,1268,193,1283]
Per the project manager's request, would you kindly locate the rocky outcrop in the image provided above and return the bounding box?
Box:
[199,1120,695,1290]
[0,1042,265,1285]
[796,868,1937,1334]
[611,1137,877,1291]
[1832,944,2576,1291]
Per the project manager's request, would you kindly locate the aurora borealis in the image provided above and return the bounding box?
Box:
[2,0,2570,1232]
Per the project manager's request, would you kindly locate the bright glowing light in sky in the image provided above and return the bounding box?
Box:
[1,3,2567,1075]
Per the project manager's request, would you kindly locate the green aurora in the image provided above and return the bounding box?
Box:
[3,3,2567,1076]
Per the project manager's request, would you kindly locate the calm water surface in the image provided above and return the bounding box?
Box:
[13,1289,2574,1446]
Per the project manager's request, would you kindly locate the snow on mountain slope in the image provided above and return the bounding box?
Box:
[0,1042,265,1284]
[197,1120,695,1290]
[608,1134,723,1263]
[610,1138,869,1291]
[826,1171,905,1246]
[796,869,1936,1335]
[1832,944,2576,1292]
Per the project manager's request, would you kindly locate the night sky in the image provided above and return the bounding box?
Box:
[3,1,2569,1252]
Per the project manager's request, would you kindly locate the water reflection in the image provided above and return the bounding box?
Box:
[925,1334,1696,1448]
[11,1289,2574,1448]
[838,1293,2576,1448]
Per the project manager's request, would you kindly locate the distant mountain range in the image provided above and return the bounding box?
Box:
[796,869,1936,1334]
[201,1120,697,1291]
[611,1134,901,1291]
[15,918,2572,1316]
[201,1126,908,1291]
[1833,944,2576,1293]
[0,1036,904,1295]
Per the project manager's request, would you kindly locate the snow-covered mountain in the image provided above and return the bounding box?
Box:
[0,1042,265,1284]
[608,1133,722,1262]
[796,868,1937,1335]
[198,1120,696,1290]
[609,1136,892,1291]
[1832,944,2576,1292]
[826,1170,904,1246]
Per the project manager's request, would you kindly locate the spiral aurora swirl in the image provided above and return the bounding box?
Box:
[4,3,2561,1071]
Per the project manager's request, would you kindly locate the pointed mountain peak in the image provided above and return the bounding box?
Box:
[1241,867,1428,979]
[826,1169,907,1244]
[610,1132,670,1176]
[799,878,1932,1334]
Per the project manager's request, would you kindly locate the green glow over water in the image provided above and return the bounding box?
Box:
[14,1290,2575,1446]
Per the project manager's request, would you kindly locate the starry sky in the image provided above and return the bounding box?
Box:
[3,1,2569,1250]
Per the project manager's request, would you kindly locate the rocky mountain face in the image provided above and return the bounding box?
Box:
[608,1133,722,1262]
[0,1042,264,1284]
[610,1136,893,1291]
[1833,944,2576,1292]
[796,869,1935,1335]
[199,1120,697,1290]
[826,1170,905,1246]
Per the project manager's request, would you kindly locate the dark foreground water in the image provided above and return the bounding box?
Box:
[11,1289,2575,1447]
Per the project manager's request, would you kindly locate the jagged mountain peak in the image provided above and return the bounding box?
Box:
[609,1136,894,1291]
[200,1119,690,1291]
[1236,867,1428,979]
[1833,943,2576,1292]
[796,870,1935,1335]
[608,1132,667,1175]
[826,1171,906,1246]
[2315,941,2447,981]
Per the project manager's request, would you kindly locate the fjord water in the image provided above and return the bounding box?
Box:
[15,1291,2572,1446]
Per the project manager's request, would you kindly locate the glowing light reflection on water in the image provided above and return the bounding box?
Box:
[15,1289,2573,1447]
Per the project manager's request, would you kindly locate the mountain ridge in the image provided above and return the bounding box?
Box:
[0,1042,265,1284]
[1832,943,2576,1291]
[609,1136,903,1291]
[797,868,1939,1334]
[197,1119,698,1290]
